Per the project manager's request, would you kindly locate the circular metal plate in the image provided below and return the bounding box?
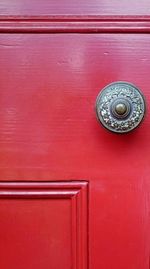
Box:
[96,81,146,133]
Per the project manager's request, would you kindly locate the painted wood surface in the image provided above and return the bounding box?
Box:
[0,16,150,33]
[0,30,150,268]
[0,182,88,269]
[0,0,150,15]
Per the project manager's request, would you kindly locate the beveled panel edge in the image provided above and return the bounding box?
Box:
[0,181,88,198]
[71,181,88,269]
[0,15,150,33]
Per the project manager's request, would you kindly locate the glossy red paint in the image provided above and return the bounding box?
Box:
[0,10,150,269]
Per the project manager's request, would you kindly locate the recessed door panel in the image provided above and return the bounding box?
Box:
[0,182,88,269]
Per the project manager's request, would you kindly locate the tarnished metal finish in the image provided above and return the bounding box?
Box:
[96,82,146,133]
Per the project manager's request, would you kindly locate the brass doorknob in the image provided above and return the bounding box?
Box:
[95,81,146,133]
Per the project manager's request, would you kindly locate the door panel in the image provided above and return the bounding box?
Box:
[0,34,150,180]
[0,33,150,268]
[0,182,88,269]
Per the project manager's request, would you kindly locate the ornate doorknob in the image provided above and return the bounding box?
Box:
[95,82,146,133]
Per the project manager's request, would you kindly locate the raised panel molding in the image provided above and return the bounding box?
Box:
[0,181,88,269]
[0,16,150,33]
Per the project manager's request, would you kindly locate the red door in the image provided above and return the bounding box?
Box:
[0,1,150,269]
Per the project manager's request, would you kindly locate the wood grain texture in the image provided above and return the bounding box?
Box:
[0,33,150,181]
[0,181,88,269]
[0,0,150,16]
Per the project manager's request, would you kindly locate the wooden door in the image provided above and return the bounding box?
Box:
[0,1,150,269]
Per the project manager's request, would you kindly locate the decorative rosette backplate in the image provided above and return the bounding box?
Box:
[96,82,146,133]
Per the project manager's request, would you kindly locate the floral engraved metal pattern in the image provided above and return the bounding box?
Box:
[96,82,146,133]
